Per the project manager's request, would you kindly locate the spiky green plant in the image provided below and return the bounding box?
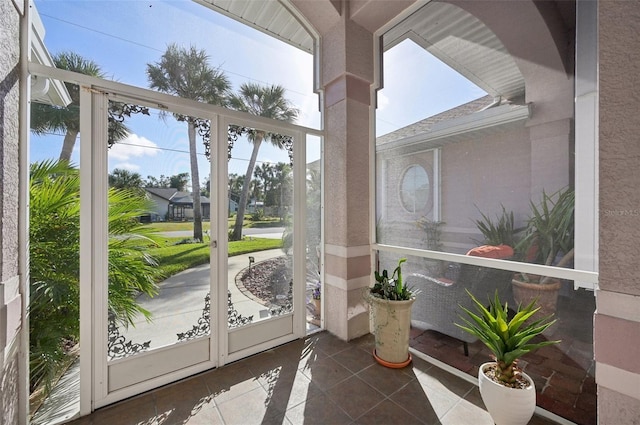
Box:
[456,290,560,386]
[516,187,575,283]
[371,258,414,301]
[473,204,519,248]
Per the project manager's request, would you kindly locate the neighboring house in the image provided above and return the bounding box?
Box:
[246,199,264,214]
[376,95,535,255]
[229,191,239,214]
[143,187,211,221]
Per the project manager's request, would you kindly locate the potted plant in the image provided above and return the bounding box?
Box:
[456,290,560,425]
[368,258,416,368]
[513,187,574,317]
[472,204,519,248]
[311,281,321,317]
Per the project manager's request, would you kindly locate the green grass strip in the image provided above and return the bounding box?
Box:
[147,237,283,280]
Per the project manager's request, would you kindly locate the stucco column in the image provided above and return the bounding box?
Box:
[527,117,573,198]
[523,36,574,199]
[1,0,25,423]
[596,1,640,422]
[320,15,375,341]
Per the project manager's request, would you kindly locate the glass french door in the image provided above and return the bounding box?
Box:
[221,119,303,363]
[81,87,305,410]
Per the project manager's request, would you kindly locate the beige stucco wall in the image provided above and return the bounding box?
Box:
[441,126,533,250]
[596,1,640,422]
[1,0,23,423]
[377,123,554,255]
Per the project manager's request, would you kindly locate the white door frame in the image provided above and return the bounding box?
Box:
[37,68,324,411]
[84,89,222,409]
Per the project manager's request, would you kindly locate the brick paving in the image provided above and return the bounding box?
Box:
[409,288,596,425]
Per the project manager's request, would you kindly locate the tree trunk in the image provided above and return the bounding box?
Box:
[188,121,203,241]
[231,135,263,241]
[59,129,79,162]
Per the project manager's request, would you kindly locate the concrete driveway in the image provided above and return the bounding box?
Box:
[159,227,285,239]
[119,249,284,350]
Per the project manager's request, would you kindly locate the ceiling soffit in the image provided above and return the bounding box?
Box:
[194,0,524,100]
[383,2,525,100]
[195,0,315,53]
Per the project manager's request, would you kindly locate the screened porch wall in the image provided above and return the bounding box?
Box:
[374,92,596,422]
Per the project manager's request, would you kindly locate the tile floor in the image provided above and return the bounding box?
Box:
[410,288,596,425]
[67,331,558,425]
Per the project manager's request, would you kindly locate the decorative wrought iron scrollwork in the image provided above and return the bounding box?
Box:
[228,290,254,328]
[225,125,294,165]
[194,118,211,159]
[177,293,211,341]
[107,102,150,148]
[176,291,254,340]
[269,279,293,316]
[271,133,294,165]
[226,125,249,161]
[107,314,151,360]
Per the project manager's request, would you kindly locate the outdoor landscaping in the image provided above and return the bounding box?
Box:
[28,159,285,411]
[147,234,282,278]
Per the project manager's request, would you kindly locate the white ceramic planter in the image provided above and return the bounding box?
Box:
[478,362,536,425]
[369,295,415,366]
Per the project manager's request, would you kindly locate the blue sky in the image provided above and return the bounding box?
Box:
[31,0,484,187]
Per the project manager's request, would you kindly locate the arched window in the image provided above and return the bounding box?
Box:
[399,165,430,213]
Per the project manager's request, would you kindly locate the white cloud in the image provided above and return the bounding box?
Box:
[112,162,140,172]
[109,134,159,161]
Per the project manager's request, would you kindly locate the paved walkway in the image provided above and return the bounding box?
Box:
[120,249,284,350]
[31,249,287,425]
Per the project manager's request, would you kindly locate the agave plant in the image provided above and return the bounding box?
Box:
[473,204,519,248]
[371,258,414,301]
[516,187,575,283]
[456,290,560,386]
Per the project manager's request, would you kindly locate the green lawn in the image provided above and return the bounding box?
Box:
[147,237,283,280]
[144,217,284,233]
[145,222,211,232]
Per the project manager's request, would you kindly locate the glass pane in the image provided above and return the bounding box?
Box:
[376,252,595,424]
[227,125,294,328]
[34,0,320,131]
[306,135,322,332]
[107,102,212,360]
[376,42,575,273]
[29,83,82,394]
[376,6,588,421]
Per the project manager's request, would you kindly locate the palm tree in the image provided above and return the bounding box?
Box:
[254,162,275,205]
[109,168,144,189]
[30,51,129,162]
[147,44,230,241]
[273,162,292,221]
[228,83,299,240]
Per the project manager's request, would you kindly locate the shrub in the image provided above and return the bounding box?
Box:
[29,160,160,393]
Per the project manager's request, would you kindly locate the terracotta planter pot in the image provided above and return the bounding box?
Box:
[369,295,415,367]
[312,298,321,316]
[478,362,536,425]
[512,277,561,317]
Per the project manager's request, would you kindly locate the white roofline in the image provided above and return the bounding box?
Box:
[30,4,72,106]
[377,103,531,152]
